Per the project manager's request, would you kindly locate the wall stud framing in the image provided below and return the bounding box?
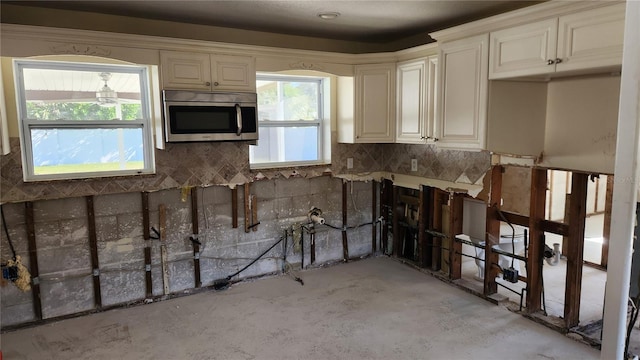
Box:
[448,193,464,280]
[564,172,588,328]
[342,181,349,261]
[526,168,547,313]
[24,202,42,320]
[141,192,153,298]
[484,165,502,295]
[190,187,201,288]
[85,196,102,308]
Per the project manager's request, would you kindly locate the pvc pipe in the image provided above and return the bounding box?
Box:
[601,2,640,358]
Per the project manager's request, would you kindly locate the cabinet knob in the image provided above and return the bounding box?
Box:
[554,58,563,64]
[433,137,439,142]
[213,81,219,86]
[205,81,211,86]
[547,59,555,65]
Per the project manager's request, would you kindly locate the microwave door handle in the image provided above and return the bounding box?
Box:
[235,104,242,136]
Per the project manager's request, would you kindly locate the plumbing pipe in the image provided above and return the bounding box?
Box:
[544,243,561,266]
[310,214,325,225]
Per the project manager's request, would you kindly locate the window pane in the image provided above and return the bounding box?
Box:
[31,128,144,175]
[22,68,142,121]
[256,79,319,121]
[250,126,318,164]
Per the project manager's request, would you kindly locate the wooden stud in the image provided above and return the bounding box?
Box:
[432,189,444,272]
[231,187,238,229]
[381,179,392,254]
[141,192,153,298]
[449,193,464,280]
[392,185,401,257]
[244,183,251,233]
[85,196,102,309]
[564,172,588,328]
[24,202,42,320]
[159,204,170,295]
[526,168,547,313]
[562,194,571,256]
[190,187,201,288]
[417,186,427,267]
[310,232,316,265]
[372,181,377,254]
[342,181,349,261]
[601,175,613,268]
[251,195,258,232]
[484,166,503,295]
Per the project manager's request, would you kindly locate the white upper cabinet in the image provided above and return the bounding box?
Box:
[489,3,625,79]
[354,63,396,143]
[396,56,438,144]
[436,34,489,150]
[160,50,256,92]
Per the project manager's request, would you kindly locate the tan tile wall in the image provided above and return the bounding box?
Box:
[1,136,490,203]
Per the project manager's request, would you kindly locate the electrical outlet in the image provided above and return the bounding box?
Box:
[347,158,353,169]
[411,158,418,172]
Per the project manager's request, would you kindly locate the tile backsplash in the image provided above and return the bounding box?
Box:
[1,135,490,203]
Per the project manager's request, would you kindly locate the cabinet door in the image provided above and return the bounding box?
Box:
[355,63,396,143]
[556,3,625,73]
[436,34,488,150]
[160,50,212,90]
[489,18,558,79]
[396,58,427,144]
[211,55,256,92]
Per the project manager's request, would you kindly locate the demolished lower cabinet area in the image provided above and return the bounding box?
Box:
[337,63,396,143]
[434,33,489,150]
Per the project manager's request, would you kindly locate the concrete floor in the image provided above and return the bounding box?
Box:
[2,256,599,360]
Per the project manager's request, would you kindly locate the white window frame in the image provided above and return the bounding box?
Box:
[14,59,156,181]
[250,74,329,169]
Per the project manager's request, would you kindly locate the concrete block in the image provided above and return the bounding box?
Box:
[34,221,62,249]
[1,202,26,225]
[275,177,310,198]
[3,222,29,254]
[309,175,332,194]
[40,276,95,319]
[95,216,118,242]
[201,185,233,206]
[100,270,145,307]
[199,258,230,287]
[1,278,33,307]
[116,213,144,239]
[275,197,294,219]
[98,237,145,267]
[1,302,36,327]
[59,219,89,247]
[251,179,276,200]
[168,259,194,293]
[256,197,277,222]
[33,197,85,222]
[37,245,91,274]
[94,192,142,216]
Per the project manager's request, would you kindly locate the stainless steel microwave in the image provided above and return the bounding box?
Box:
[162,90,258,142]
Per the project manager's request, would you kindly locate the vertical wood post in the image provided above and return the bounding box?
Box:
[232,187,238,229]
[85,196,102,309]
[601,175,614,268]
[159,204,170,295]
[342,181,349,261]
[449,193,463,280]
[244,183,251,233]
[430,188,442,271]
[24,202,42,320]
[484,166,503,295]
[190,187,201,288]
[392,185,401,257]
[526,168,547,313]
[141,192,153,298]
[372,181,377,254]
[381,179,392,254]
[418,186,428,267]
[564,172,588,328]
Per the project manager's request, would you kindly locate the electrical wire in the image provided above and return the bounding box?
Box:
[1,205,17,261]
[495,206,516,269]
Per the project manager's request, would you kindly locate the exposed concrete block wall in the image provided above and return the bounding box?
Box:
[0,176,375,327]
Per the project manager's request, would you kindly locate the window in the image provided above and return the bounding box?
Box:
[250,74,329,168]
[14,59,155,181]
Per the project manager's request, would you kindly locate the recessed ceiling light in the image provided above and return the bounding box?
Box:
[318,12,340,20]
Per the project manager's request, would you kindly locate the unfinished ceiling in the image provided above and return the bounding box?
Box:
[3,0,543,43]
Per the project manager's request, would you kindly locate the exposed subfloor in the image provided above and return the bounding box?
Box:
[2,256,599,360]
